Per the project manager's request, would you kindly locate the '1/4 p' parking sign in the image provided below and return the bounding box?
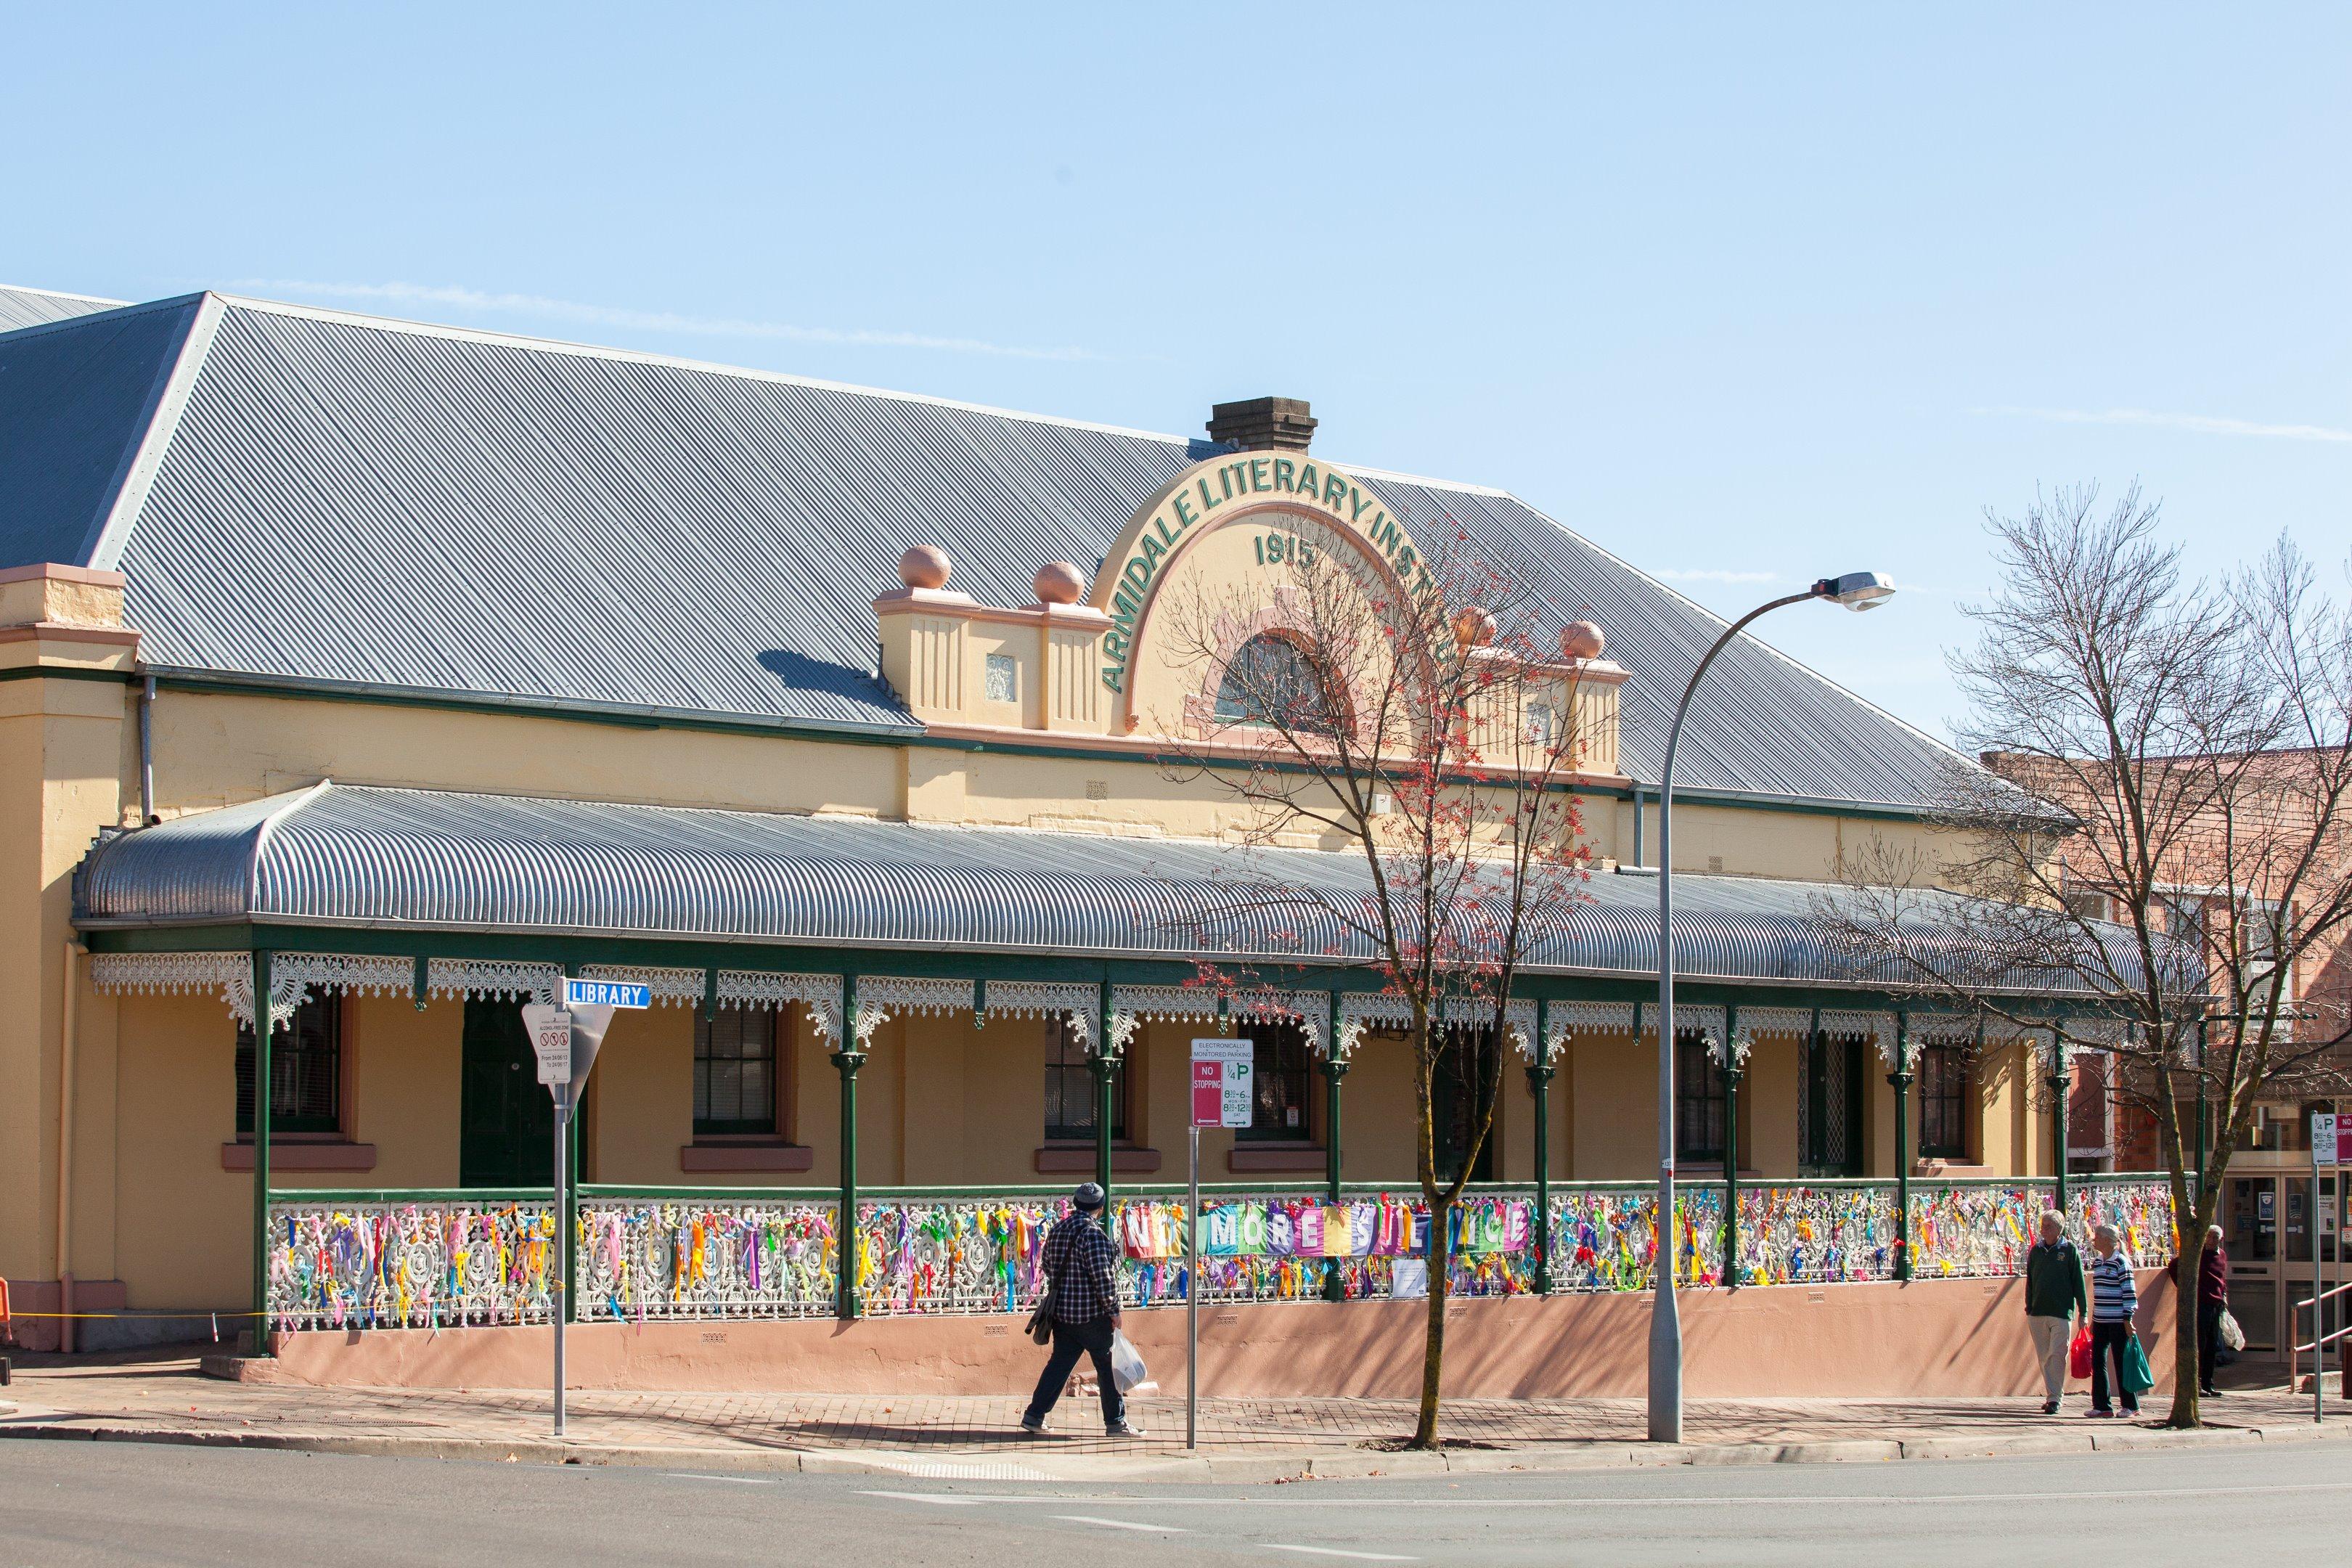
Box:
[1191,1038,1254,1130]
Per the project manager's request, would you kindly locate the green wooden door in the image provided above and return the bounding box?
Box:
[460,998,553,1188]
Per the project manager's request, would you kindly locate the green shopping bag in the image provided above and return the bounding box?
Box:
[2120,1331,2156,1397]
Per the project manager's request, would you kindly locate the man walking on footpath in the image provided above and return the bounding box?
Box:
[1021,1183,1142,1437]
[2024,1209,2087,1415]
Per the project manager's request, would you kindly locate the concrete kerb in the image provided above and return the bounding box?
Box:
[0,1413,2345,1479]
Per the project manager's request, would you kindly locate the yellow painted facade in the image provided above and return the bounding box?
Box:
[3,453,2042,1319]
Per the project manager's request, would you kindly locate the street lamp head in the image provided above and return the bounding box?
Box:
[1814,571,1895,611]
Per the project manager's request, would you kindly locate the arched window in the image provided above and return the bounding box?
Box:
[1213,632,1340,734]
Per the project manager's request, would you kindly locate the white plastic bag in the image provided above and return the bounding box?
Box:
[2218,1308,2245,1352]
[1108,1330,1148,1395]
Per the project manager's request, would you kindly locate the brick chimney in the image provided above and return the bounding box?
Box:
[1206,396,1317,452]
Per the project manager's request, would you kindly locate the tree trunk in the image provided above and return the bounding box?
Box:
[2165,1244,2202,1427]
[1411,1191,1450,1448]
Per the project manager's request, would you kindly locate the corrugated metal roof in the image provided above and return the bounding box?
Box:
[0,283,125,332]
[0,296,205,571]
[73,783,2066,990]
[2,291,1969,804]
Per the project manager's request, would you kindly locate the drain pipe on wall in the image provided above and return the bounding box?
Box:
[137,672,157,825]
[57,939,81,1354]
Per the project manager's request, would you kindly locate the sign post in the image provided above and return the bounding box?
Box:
[2317,1111,2339,1424]
[1188,1038,1254,1451]
[523,981,643,1437]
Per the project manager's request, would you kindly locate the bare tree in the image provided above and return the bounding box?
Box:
[1148,514,1598,1449]
[1824,484,2352,1427]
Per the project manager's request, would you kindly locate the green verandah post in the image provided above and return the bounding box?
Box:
[561,963,579,1327]
[2049,1029,2071,1217]
[1322,989,1348,1302]
[835,973,864,1319]
[249,948,273,1355]
[1720,1003,1741,1286]
[1095,980,1116,1233]
[1889,1010,1913,1282]
[1528,997,1555,1295]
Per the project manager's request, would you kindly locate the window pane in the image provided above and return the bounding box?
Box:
[1238,1020,1315,1141]
[1674,1033,1724,1162]
[694,1005,777,1135]
[236,989,340,1135]
[1044,1013,1123,1140]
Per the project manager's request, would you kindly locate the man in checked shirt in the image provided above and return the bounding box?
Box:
[1020,1183,1143,1437]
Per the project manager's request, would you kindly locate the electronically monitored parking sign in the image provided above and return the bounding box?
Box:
[1192,1038,1254,1130]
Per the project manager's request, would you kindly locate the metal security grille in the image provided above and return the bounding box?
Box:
[1803,1027,1863,1175]
[1675,1029,1726,1163]
[235,987,340,1135]
[695,1005,778,1135]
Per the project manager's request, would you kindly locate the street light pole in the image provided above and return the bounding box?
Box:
[1649,571,1891,1445]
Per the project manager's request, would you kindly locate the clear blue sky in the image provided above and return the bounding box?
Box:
[10,4,2345,740]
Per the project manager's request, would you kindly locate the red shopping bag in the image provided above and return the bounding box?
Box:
[2067,1326,2093,1381]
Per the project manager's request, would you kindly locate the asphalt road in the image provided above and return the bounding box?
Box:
[0,1437,2338,1567]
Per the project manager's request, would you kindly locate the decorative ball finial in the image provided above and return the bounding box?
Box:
[1034,562,1085,605]
[899,545,952,591]
[1561,619,1605,661]
[1453,606,1496,649]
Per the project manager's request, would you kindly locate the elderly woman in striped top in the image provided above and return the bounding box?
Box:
[2086,1222,2140,1418]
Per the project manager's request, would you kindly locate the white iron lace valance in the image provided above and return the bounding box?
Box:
[90,950,415,1030]
[578,963,705,1006]
[984,981,1103,1049]
[428,958,560,1005]
[716,971,845,1043]
[1233,988,1332,1055]
[852,976,976,1048]
[1540,1001,1639,1064]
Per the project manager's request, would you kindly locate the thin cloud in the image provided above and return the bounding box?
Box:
[1653,568,1782,584]
[1980,405,2352,444]
[232,279,1106,362]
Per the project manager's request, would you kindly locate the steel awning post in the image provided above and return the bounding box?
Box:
[834,973,863,1319]
[1529,997,1556,1295]
[1322,989,1347,1302]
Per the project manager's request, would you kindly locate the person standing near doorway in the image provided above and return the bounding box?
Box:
[2085,1223,2141,1418]
[1021,1183,1142,1438]
[2197,1224,2230,1397]
[2025,1210,2087,1415]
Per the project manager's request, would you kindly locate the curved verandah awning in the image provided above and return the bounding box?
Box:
[70,781,2115,1057]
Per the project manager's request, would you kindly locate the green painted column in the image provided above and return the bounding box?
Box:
[1321,1053,1350,1301]
[1094,981,1116,1231]
[1889,1011,1913,1282]
[560,965,579,1326]
[835,973,864,1319]
[2049,1032,2070,1217]
[2194,1018,2209,1187]
[1721,1005,1743,1289]
[1527,1058,1556,1294]
[249,948,274,1355]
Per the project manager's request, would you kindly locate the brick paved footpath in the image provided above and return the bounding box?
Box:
[4,1347,2348,1475]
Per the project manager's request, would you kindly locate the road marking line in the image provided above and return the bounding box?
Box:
[1053,1515,1189,1532]
[1260,1548,1418,1562]
[663,1473,777,1485]
[858,1479,2352,1510]
[860,1490,985,1506]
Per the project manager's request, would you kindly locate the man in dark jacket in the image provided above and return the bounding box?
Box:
[2024,1210,2088,1414]
[2198,1225,2230,1397]
[1020,1183,1141,1437]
